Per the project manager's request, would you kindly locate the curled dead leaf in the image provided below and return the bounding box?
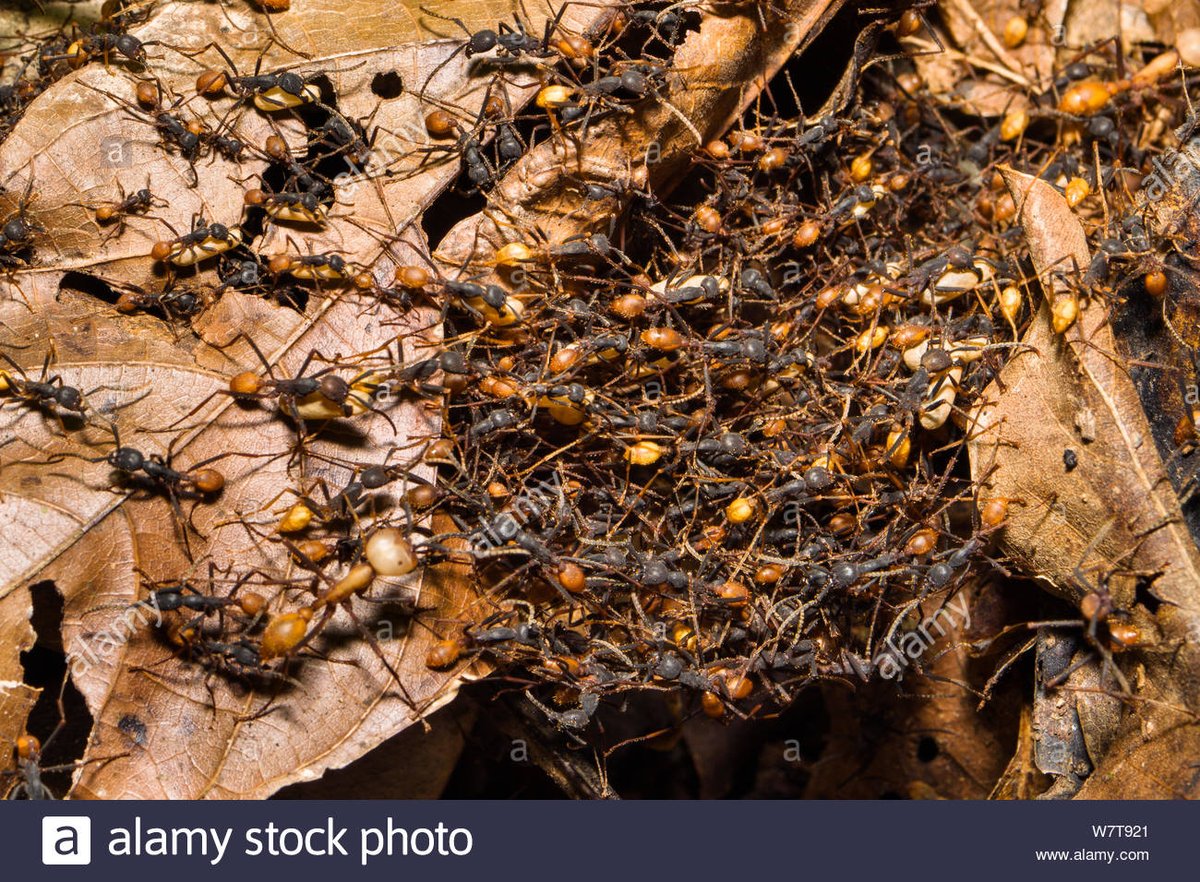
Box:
[968,167,1200,798]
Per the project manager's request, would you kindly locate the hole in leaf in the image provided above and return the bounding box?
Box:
[370,71,404,99]
[1134,577,1162,615]
[917,735,939,762]
[17,580,92,797]
[59,271,119,306]
[422,181,486,249]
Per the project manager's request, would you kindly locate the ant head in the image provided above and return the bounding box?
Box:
[317,374,350,403]
[2,216,35,242]
[55,385,84,412]
[116,34,146,63]
[110,446,145,473]
[277,71,305,96]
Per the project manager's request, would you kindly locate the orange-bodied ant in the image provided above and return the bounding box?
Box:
[221,335,385,424]
[6,733,56,799]
[78,177,167,243]
[281,530,425,712]
[125,567,318,679]
[188,41,346,113]
[245,187,329,225]
[267,249,357,284]
[174,575,421,718]
[113,281,206,321]
[151,215,243,266]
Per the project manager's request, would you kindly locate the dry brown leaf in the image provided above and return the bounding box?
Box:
[910,0,1050,115]
[990,703,1051,798]
[803,581,1017,800]
[0,0,615,798]
[1144,0,1200,44]
[0,587,38,790]
[274,689,476,799]
[1061,0,1156,49]
[967,167,1200,797]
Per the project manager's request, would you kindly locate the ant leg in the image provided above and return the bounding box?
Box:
[415,8,472,98]
[162,486,195,562]
[0,349,30,382]
[342,604,421,713]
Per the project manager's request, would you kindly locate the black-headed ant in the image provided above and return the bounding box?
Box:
[310,109,374,166]
[38,421,228,556]
[132,565,271,646]
[0,174,41,265]
[189,42,323,112]
[40,30,150,70]
[94,425,228,499]
[416,4,581,92]
[0,348,88,428]
[151,216,243,266]
[204,124,248,162]
[87,80,204,184]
